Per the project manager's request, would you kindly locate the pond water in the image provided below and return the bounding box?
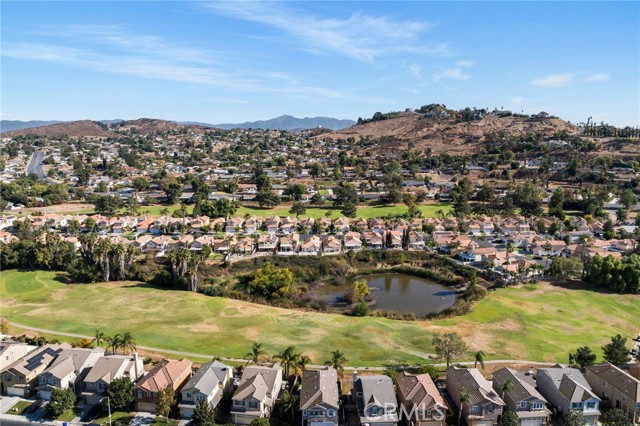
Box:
[314,273,457,316]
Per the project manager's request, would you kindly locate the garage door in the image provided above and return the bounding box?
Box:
[520,419,542,426]
[136,402,157,412]
[7,387,26,397]
[474,420,494,426]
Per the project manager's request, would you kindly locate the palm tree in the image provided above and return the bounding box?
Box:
[500,379,514,399]
[95,238,112,281]
[244,342,269,365]
[474,351,486,369]
[93,330,108,347]
[107,334,122,354]
[324,350,349,386]
[293,354,312,387]
[112,243,126,281]
[273,345,300,379]
[120,332,137,355]
[458,389,470,426]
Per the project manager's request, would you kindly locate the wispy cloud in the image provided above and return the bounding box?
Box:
[507,96,525,105]
[204,2,443,62]
[433,68,471,81]
[582,73,610,82]
[408,64,423,79]
[530,73,574,87]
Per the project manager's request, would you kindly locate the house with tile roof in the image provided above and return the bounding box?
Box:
[535,367,600,425]
[300,367,339,426]
[491,367,551,426]
[179,360,233,419]
[231,363,283,425]
[134,358,193,412]
[445,366,505,426]
[396,371,448,426]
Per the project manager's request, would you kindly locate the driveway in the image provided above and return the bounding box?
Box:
[129,412,155,426]
[0,396,23,415]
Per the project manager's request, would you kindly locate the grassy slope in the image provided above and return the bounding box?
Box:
[2,270,637,366]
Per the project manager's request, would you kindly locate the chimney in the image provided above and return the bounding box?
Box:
[133,352,140,381]
[353,370,358,384]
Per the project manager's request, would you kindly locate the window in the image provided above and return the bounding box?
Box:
[147,391,152,397]
[571,403,582,410]
[186,392,192,398]
[249,401,258,409]
[327,409,335,417]
[234,400,245,407]
[487,405,494,414]
[519,401,528,409]
[6,376,11,382]
[99,383,106,390]
[370,406,381,416]
[137,390,143,398]
[303,411,307,417]
[585,402,597,410]
[533,402,544,410]
[471,406,481,413]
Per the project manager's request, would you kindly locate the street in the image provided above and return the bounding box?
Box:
[26,150,47,181]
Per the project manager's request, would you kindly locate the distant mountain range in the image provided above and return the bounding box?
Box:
[1,115,355,134]
[0,120,64,132]
[200,115,355,130]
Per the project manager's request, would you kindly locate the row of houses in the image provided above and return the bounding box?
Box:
[2,339,639,425]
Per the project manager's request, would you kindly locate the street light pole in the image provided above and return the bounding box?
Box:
[101,396,112,426]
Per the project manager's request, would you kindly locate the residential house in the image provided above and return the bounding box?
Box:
[407,231,426,250]
[0,341,37,371]
[364,232,384,250]
[585,363,640,424]
[301,235,322,255]
[386,231,403,249]
[134,358,193,412]
[445,366,505,426]
[352,372,399,426]
[264,218,280,234]
[179,360,233,419]
[344,232,363,251]
[234,238,255,255]
[333,218,350,234]
[279,234,299,254]
[243,217,259,234]
[231,364,283,425]
[82,354,144,405]
[300,367,340,426]
[1,343,69,396]
[225,217,244,234]
[536,367,600,425]
[257,234,278,252]
[492,368,551,426]
[396,371,448,426]
[37,347,104,400]
[322,236,342,254]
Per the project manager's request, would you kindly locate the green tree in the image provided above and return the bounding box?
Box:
[48,387,76,418]
[433,332,468,369]
[248,262,294,299]
[619,189,637,210]
[500,379,514,398]
[94,195,122,217]
[499,410,519,426]
[93,330,108,347]
[564,410,587,426]
[249,418,270,426]
[120,332,137,355]
[164,182,182,205]
[310,192,325,206]
[474,350,486,369]
[324,350,349,385]
[255,190,280,208]
[245,342,269,365]
[281,390,299,422]
[569,346,597,370]
[106,376,135,411]
[602,334,629,365]
[192,400,216,426]
[458,389,470,426]
[600,408,634,426]
[333,183,359,218]
[347,279,369,303]
[156,385,175,419]
[273,345,301,378]
[289,202,307,217]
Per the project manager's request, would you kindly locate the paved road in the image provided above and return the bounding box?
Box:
[7,320,558,370]
[26,151,47,180]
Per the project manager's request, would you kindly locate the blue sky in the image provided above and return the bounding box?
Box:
[1,1,638,126]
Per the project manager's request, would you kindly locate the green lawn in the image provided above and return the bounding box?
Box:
[150,417,179,426]
[8,400,34,415]
[92,410,135,426]
[236,203,451,219]
[57,408,78,422]
[2,270,637,366]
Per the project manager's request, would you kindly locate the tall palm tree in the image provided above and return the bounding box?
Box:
[458,389,470,426]
[273,345,300,379]
[500,379,514,399]
[95,238,112,282]
[93,330,108,347]
[324,350,349,386]
[474,351,486,369]
[120,332,137,355]
[244,342,269,365]
[112,243,126,281]
[107,334,122,354]
[293,354,312,387]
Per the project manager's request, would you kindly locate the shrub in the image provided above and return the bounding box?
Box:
[351,302,370,317]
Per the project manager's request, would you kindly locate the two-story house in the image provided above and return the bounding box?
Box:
[536,367,600,425]
[37,347,104,400]
[585,362,640,424]
[396,371,448,426]
[179,360,233,419]
[1,343,69,396]
[231,364,283,425]
[0,341,37,373]
[492,368,551,426]
[445,366,505,426]
[300,367,339,426]
[134,358,193,412]
[82,353,144,405]
[352,372,399,426]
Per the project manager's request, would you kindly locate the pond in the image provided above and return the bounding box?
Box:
[313,273,458,316]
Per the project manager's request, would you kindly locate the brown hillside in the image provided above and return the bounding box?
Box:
[319,112,578,155]
[1,120,111,138]
[116,118,188,134]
